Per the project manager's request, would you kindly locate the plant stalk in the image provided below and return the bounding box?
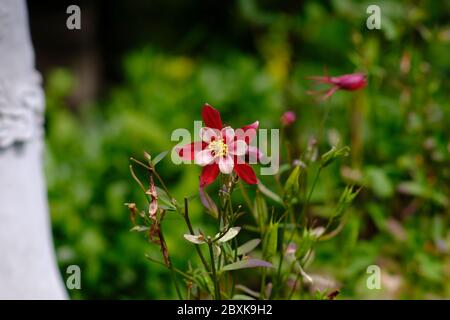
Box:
[207,240,221,300]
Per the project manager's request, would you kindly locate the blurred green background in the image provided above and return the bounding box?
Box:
[32,0,450,299]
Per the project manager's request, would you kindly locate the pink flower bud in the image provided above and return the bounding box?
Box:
[307,72,367,100]
[281,111,296,126]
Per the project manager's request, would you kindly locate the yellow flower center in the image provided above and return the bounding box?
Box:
[208,139,228,158]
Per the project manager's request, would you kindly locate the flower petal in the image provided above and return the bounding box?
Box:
[184,234,206,244]
[241,120,259,132]
[200,164,220,187]
[332,73,367,90]
[217,227,241,243]
[236,121,259,144]
[247,146,263,163]
[195,149,214,166]
[176,142,206,161]
[228,140,247,156]
[235,163,257,184]
[221,127,235,144]
[199,187,219,218]
[200,127,220,142]
[219,155,234,174]
[202,103,223,130]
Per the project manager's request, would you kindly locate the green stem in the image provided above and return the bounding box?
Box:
[168,256,183,300]
[230,272,236,298]
[146,255,195,282]
[260,269,267,299]
[208,240,221,300]
[239,182,254,216]
[130,157,186,299]
[287,166,322,245]
[287,272,301,300]
[153,169,174,201]
[317,100,331,144]
[222,177,236,226]
[158,226,183,299]
[129,165,149,201]
[273,208,290,298]
[130,157,176,206]
[230,237,238,298]
[183,198,210,274]
[272,167,321,298]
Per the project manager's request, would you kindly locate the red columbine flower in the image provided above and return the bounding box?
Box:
[307,72,367,100]
[176,104,259,187]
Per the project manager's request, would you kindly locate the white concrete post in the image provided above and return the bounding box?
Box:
[0,0,66,299]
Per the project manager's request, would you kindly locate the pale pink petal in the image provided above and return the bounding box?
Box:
[221,127,235,143]
[234,155,246,165]
[195,149,214,166]
[228,140,247,156]
[200,127,220,143]
[218,155,234,174]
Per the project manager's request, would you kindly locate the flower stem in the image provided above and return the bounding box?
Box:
[260,269,267,299]
[129,165,149,201]
[273,208,290,297]
[168,256,183,300]
[158,225,183,299]
[183,198,211,274]
[288,272,301,300]
[239,182,254,216]
[287,166,322,244]
[207,239,221,300]
[146,255,195,282]
[271,167,322,298]
[130,157,175,205]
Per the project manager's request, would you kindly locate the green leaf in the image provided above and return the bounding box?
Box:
[398,181,448,207]
[365,166,393,198]
[337,185,359,216]
[158,203,176,211]
[321,186,360,239]
[284,165,301,199]
[232,294,256,300]
[237,239,261,256]
[263,221,279,260]
[277,163,290,175]
[155,186,176,211]
[222,259,273,272]
[152,151,168,166]
[257,181,283,204]
[130,225,149,232]
[320,146,350,168]
[253,192,268,227]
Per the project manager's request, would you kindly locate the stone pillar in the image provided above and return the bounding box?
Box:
[0,0,66,299]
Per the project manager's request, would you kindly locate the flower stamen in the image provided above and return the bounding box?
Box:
[208,139,228,158]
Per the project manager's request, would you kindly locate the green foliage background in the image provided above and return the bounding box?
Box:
[45,0,450,299]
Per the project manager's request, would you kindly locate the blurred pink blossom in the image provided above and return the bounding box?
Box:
[281,111,296,126]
